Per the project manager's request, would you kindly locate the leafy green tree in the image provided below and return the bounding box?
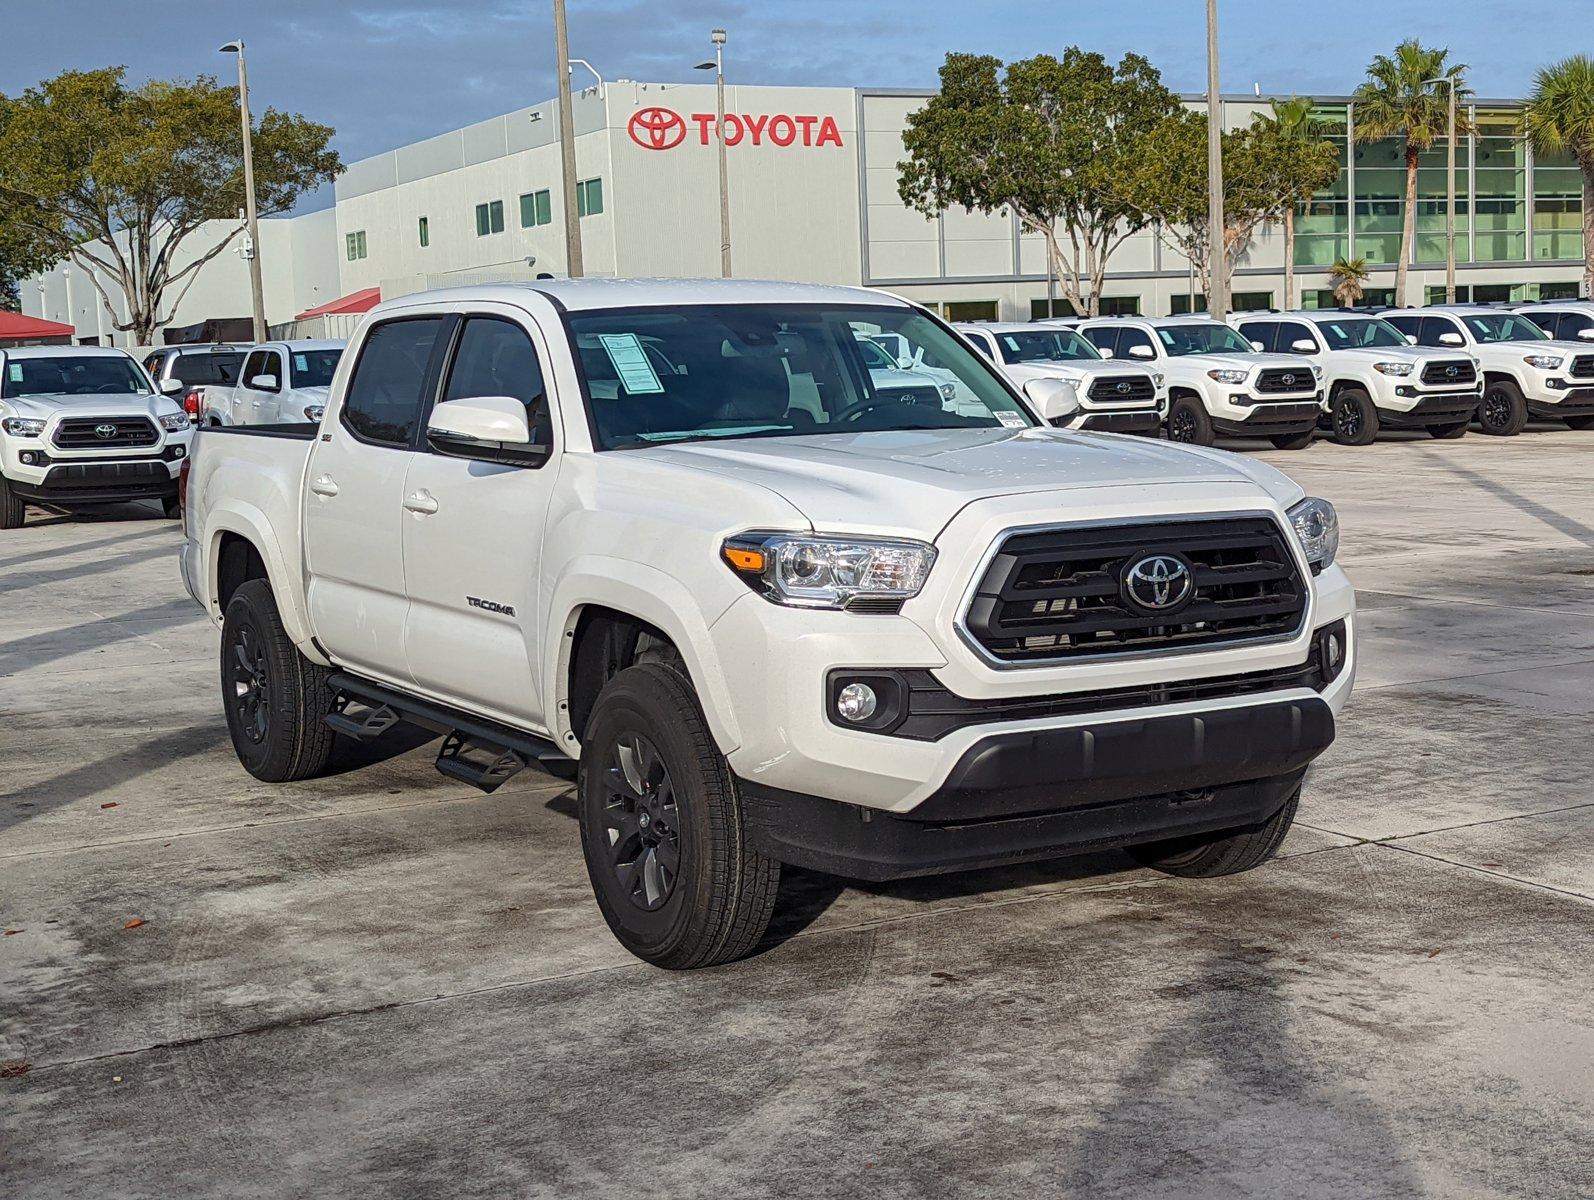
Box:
[1523,54,1594,297]
[1351,41,1470,307]
[898,50,1184,316]
[1329,255,1371,306]
[1256,97,1340,309]
[0,67,340,343]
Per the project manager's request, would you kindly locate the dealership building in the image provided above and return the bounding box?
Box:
[20,80,1588,345]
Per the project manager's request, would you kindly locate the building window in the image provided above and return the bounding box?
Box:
[418,216,430,248]
[475,200,505,237]
[1304,287,1396,310]
[1170,293,1205,315]
[577,177,604,218]
[1538,281,1580,301]
[519,189,553,228]
[1029,296,1140,319]
[941,300,998,322]
[345,230,368,261]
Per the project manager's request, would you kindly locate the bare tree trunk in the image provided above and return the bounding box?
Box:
[1283,206,1296,310]
[1583,163,1594,299]
[1398,145,1418,307]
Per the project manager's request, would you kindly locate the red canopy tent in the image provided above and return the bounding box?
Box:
[0,311,76,347]
[294,287,381,321]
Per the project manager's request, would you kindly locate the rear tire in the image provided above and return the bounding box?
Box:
[1128,784,1300,877]
[0,474,25,529]
[1477,379,1528,436]
[1329,388,1378,446]
[221,578,337,782]
[1426,420,1468,439]
[1269,430,1315,450]
[578,662,780,969]
[1167,396,1215,446]
[1564,414,1594,431]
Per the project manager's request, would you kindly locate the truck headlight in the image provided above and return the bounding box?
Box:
[1152,372,1165,387]
[1372,361,1413,376]
[721,533,936,610]
[159,412,191,431]
[1207,368,1248,384]
[1523,354,1564,370]
[1288,497,1339,570]
[1,417,46,437]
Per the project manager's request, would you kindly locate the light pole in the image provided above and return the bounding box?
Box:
[1424,75,1458,303]
[220,40,267,342]
[553,0,584,277]
[696,30,732,277]
[1205,0,1226,318]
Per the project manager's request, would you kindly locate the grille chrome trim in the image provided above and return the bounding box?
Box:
[1420,359,1477,386]
[1570,354,1594,380]
[1255,368,1316,395]
[1086,374,1158,405]
[52,416,159,450]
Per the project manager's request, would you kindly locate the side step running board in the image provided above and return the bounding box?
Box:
[325,672,577,793]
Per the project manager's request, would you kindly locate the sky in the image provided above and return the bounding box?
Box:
[0,0,1573,212]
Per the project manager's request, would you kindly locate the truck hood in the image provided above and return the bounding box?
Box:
[0,391,180,420]
[1331,346,1468,365]
[1002,360,1156,384]
[638,427,1302,540]
[1174,351,1304,374]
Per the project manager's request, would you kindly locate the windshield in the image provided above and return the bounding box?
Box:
[567,304,1033,450]
[1316,318,1409,350]
[2,355,151,398]
[1461,313,1548,343]
[993,329,1101,365]
[170,351,244,386]
[1154,323,1256,356]
[290,348,343,388]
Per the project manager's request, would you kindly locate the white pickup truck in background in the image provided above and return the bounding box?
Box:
[180,279,1355,969]
[201,339,345,427]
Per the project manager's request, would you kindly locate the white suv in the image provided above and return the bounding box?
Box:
[1058,316,1323,450]
[1382,306,1593,436]
[1508,301,1594,430]
[1229,310,1481,444]
[954,322,1164,435]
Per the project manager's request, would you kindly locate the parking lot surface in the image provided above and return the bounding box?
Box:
[2,429,1591,1199]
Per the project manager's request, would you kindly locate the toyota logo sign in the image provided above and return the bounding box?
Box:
[94,423,118,439]
[628,107,687,151]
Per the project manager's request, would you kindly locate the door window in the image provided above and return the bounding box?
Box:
[242,350,274,389]
[1115,326,1158,360]
[1275,322,1318,353]
[436,317,553,453]
[1416,316,1464,347]
[1080,326,1119,356]
[1554,312,1594,340]
[341,318,445,447]
[1383,314,1420,341]
[1236,321,1278,352]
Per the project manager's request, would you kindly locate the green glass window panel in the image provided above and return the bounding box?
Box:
[519,192,536,227]
[1474,231,1526,260]
[1231,290,1273,310]
[578,177,604,218]
[475,203,491,237]
[536,190,551,225]
[1294,234,1349,266]
[418,216,429,247]
[1170,294,1207,315]
[1538,281,1580,300]
[488,200,504,233]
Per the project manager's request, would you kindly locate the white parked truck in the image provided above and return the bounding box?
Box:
[1381,306,1593,436]
[952,322,1164,435]
[201,340,346,427]
[1,346,193,529]
[1057,316,1324,450]
[179,280,1356,969]
[1505,301,1594,431]
[1228,310,1482,444]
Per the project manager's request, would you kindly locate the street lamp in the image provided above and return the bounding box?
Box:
[695,29,732,278]
[552,0,584,277]
[219,40,267,342]
[568,58,605,95]
[1423,75,1459,304]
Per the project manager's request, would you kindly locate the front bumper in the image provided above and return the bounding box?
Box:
[1528,383,1594,417]
[6,455,181,504]
[1072,408,1162,435]
[1374,388,1482,425]
[1211,398,1321,437]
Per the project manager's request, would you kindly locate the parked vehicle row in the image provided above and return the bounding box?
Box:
[200,340,345,427]
[179,278,1355,969]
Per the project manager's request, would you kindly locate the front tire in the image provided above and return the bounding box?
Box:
[578,662,779,969]
[1269,430,1315,450]
[1478,379,1528,436]
[1127,784,1300,877]
[0,474,25,529]
[1427,420,1468,440]
[1167,396,1214,446]
[221,578,337,782]
[1330,387,1378,446]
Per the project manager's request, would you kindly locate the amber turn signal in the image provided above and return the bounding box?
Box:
[722,545,766,573]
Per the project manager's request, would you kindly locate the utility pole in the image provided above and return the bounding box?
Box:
[221,41,267,342]
[1205,0,1226,319]
[553,0,584,277]
[696,30,732,276]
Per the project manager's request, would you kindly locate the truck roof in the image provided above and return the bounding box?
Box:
[954,321,1081,336]
[0,344,136,361]
[265,339,345,352]
[370,278,894,317]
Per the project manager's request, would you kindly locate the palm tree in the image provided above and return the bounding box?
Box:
[1329,256,1370,307]
[1523,55,1594,298]
[1351,41,1469,307]
[1263,96,1329,309]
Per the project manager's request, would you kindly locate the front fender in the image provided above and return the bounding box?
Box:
[545,557,743,758]
[201,500,323,663]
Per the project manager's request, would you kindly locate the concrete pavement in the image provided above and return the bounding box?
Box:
[1,428,1591,1198]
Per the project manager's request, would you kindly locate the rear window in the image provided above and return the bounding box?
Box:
[170,352,245,386]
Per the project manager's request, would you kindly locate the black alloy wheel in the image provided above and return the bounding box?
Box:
[1334,395,1364,441]
[228,621,271,746]
[599,732,682,911]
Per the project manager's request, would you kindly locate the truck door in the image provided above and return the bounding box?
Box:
[399,311,558,726]
[303,315,447,688]
[238,348,285,424]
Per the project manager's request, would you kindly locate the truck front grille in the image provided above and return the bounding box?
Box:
[1254,368,1314,394]
[963,517,1307,663]
[53,416,158,449]
[1087,375,1157,404]
[1570,355,1594,379]
[1421,359,1477,386]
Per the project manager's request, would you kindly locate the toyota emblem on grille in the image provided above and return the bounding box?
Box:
[1280,373,1297,386]
[1445,365,1458,377]
[1123,553,1193,613]
[94,423,117,439]
[1115,381,1133,394]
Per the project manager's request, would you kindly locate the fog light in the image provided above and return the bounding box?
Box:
[171,446,185,459]
[1395,385,1414,397]
[20,451,37,465]
[1315,619,1348,687]
[836,682,878,723]
[1548,378,1568,390]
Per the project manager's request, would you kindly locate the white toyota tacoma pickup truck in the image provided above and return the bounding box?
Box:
[1,345,193,528]
[1228,309,1482,444]
[201,339,345,427]
[1056,316,1324,450]
[952,322,1164,435]
[179,280,1356,969]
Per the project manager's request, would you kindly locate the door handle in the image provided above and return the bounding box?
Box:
[403,490,438,515]
[310,474,339,497]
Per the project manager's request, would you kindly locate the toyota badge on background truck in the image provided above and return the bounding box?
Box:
[179,279,1355,969]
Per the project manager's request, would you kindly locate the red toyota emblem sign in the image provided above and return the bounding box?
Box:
[628,106,687,150]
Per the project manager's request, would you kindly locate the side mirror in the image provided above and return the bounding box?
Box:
[1290,339,1318,353]
[1023,378,1081,426]
[159,378,184,395]
[427,395,546,466]
[1578,328,1594,341]
[1249,340,1266,353]
[1127,344,1155,360]
[1405,333,1419,345]
[1438,332,1465,346]
[250,374,279,392]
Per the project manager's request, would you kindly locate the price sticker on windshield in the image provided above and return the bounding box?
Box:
[996,411,1029,428]
[598,333,664,395]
